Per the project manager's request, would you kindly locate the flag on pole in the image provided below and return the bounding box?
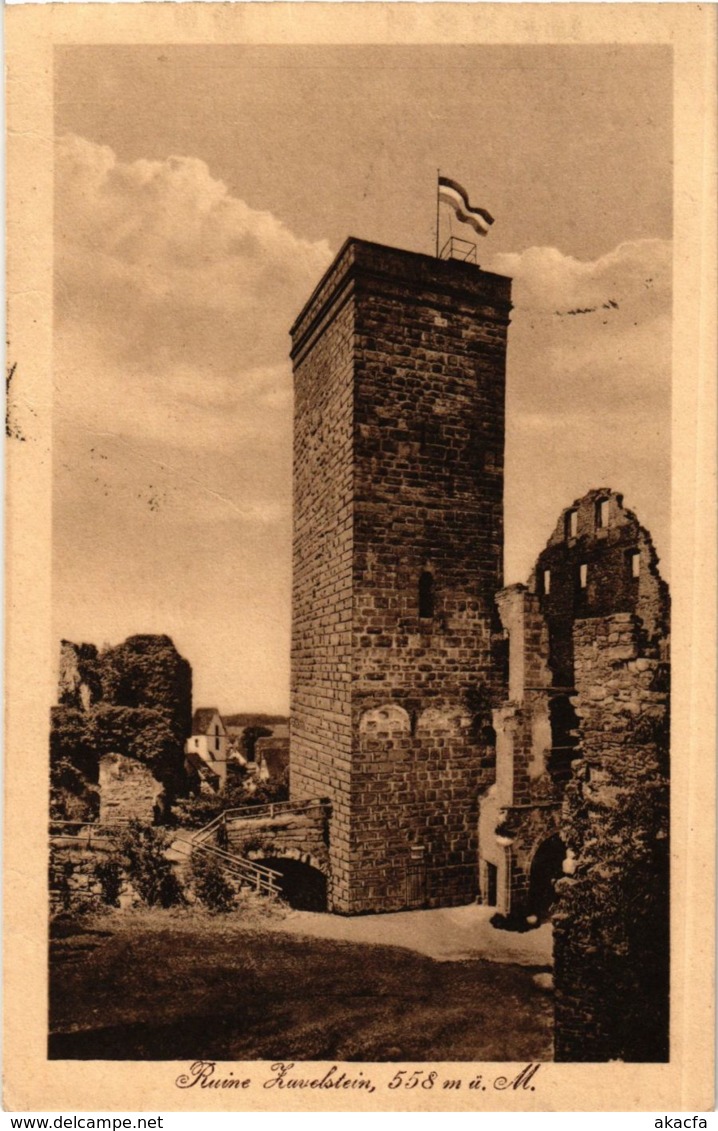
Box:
[438,176,494,237]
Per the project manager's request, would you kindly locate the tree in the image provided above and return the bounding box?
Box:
[99,635,192,749]
[98,635,192,801]
[50,756,99,822]
[51,635,194,818]
[242,725,272,763]
[50,706,96,780]
[117,821,184,907]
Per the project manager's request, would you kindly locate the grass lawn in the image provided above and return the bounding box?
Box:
[49,908,553,1062]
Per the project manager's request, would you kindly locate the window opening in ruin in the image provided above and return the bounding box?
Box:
[630,550,641,578]
[419,571,434,618]
[579,563,588,589]
[548,695,580,785]
[565,509,578,539]
[595,498,610,529]
[480,723,496,746]
[542,569,551,595]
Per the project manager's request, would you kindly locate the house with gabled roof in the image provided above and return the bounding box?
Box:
[184,707,228,791]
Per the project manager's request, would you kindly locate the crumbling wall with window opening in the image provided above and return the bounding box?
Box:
[480,490,669,947]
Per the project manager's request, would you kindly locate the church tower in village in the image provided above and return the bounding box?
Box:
[289,239,512,913]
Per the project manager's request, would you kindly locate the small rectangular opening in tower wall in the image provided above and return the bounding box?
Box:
[629,550,641,578]
[595,498,610,529]
[419,571,435,618]
[486,862,498,906]
[565,510,578,539]
[579,563,588,589]
[542,569,551,595]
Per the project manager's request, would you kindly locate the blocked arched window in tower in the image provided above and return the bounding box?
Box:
[359,704,411,735]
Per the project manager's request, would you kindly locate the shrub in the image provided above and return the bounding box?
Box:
[170,764,288,830]
[190,849,236,913]
[50,753,100,823]
[249,771,289,807]
[118,821,184,908]
[171,793,225,830]
[489,911,535,933]
[94,856,124,907]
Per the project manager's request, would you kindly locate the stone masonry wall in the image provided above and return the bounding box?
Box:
[532,489,670,688]
[290,264,355,906]
[50,839,137,914]
[479,584,563,918]
[290,240,511,913]
[98,753,164,824]
[553,613,670,1061]
[225,804,330,874]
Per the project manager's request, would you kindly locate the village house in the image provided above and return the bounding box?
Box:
[255,731,290,785]
[185,707,229,791]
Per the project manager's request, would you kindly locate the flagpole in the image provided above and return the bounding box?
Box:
[435,169,440,258]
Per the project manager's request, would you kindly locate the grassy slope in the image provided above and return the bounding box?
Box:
[49,910,553,1062]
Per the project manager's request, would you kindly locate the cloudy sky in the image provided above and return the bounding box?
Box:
[53,45,672,713]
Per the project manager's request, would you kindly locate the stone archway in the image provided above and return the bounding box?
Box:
[255,855,328,911]
[527,834,565,921]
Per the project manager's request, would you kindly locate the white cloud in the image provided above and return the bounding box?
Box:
[54,135,333,536]
[487,238,670,314]
[485,239,672,582]
[55,133,332,384]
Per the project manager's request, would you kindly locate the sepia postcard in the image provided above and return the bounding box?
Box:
[4,2,716,1114]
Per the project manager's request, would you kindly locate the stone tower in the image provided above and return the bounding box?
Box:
[289,239,512,913]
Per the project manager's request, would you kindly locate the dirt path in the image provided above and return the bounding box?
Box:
[262,902,553,966]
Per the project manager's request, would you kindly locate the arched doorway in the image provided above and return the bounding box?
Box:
[527,835,565,921]
[257,857,328,912]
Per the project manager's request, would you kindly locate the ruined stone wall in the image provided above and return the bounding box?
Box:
[98,753,164,824]
[479,585,563,916]
[553,613,670,1061]
[49,838,137,914]
[53,635,193,813]
[290,239,511,913]
[532,489,670,687]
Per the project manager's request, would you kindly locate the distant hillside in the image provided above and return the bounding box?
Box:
[222,714,288,730]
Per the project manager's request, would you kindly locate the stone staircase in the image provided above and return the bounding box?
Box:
[171,814,282,897]
[173,798,331,900]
